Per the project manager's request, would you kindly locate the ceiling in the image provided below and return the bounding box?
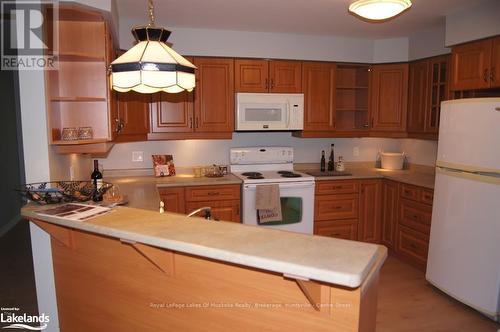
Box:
[116,0,485,39]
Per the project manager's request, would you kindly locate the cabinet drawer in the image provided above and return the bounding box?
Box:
[185,185,240,202]
[399,199,432,235]
[314,219,358,240]
[315,194,359,221]
[316,180,359,195]
[400,184,420,201]
[421,189,434,205]
[397,225,429,269]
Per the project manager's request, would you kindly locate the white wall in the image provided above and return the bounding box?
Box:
[445,0,500,46]
[409,24,450,61]
[97,134,437,170]
[373,37,409,63]
[400,139,438,166]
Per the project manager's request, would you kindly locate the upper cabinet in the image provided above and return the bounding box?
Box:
[301,62,336,132]
[451,36,500,90]
[44,4,116,154]
[194,57,235,133]
[370,63,409,134]
[235,59,302,93]
[115,92,151,142]
[407,55,450,139]
[335,64,371,134]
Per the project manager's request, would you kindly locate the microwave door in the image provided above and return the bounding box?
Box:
[238,103,287,130]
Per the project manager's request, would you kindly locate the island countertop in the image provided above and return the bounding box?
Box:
[22,203,387,289]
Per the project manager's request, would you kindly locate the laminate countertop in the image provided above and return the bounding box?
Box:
[22,203,387,289]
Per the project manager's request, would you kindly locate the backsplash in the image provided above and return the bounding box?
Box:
[97,133,438,171]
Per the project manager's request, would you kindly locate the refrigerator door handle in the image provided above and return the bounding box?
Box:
[436,167,500,185]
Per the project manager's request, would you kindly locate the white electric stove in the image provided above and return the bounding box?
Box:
[230,147,315,234]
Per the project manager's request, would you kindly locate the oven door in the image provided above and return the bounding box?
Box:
[242,182,315,234]
[236,101,289,131]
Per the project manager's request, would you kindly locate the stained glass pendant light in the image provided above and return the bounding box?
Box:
[110,0,196,93]
[348,0,412,21]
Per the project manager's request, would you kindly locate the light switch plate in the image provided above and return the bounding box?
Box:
[132,151,144,162]
[353,146,360,157]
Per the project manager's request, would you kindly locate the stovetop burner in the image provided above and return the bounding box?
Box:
[281,173,302,178]
[247,175,265,179]
[241,172,262,177]
[277,171,293,174]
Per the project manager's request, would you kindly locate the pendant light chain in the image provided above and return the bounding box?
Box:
[148,0,155,26]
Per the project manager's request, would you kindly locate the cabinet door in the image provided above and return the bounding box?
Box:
[234,59,268,92]
[371,64,408,132]
[185,200,241,223]
[269,60,302,93]
[158,187,185,214]
[193,57,234,132]
[358,180,382,243]
[450,39,492,90]
[381,180,398,249]
[115,92,150,141]
[407,60,429,134]
[302,62,336,131]
[426,55,450,134]
[491,36,500,88]
[150,92,194,133]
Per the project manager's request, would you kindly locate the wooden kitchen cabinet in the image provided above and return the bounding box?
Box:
[370,63,409,135]
[186,200,240,223]
[44,4,116,154]
[395,183,434,271]
[300,62,336,133]
[193,57,235,133]
[451,38,493,90]
[158,184,241,223]
[358,180,382,243]
[150,91,194,134]
[335,64,371,134]
[313,180,359,240]
[407,60,429,134]
[114,92,150,142]
[158,187,186,214]
[492,36,500,88]
[235,59,302,93]
[381,180,398,250]
[407,55,450,139]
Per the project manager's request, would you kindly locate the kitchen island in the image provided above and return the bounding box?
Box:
[22,204,387,331]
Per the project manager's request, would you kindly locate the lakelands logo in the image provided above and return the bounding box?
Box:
[0,308,49,331]
[1,0,59,70]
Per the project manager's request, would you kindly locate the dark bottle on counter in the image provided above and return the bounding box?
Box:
[328,144,335,171]
[320,150,326,172]
[91,160,103,202]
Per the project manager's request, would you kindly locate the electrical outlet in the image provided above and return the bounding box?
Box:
[353,146,360,157]
[132,151,144,162]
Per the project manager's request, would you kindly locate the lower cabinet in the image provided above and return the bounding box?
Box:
[314,178,434,271]
[158,184,241,223]
[358,180,382,243]
[314,180,359,241]
[380,180,399,249]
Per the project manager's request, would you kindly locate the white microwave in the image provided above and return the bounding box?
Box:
[235,93,304,131]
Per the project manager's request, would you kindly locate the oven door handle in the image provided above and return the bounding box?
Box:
[244,182,315,190]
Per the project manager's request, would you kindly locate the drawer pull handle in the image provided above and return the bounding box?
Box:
[334,206,343,210]
[410,243,418,249]
[404,190,412,195]
[413,214,419,220]
[208,192,220,196]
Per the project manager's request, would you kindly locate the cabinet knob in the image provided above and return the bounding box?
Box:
[491,68,496,83]
[265,78,269,90]
[270,79,275,90]
[484,69,489,83]
[189,117,193,128]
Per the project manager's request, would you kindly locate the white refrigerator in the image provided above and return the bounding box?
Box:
[426,98,500,321]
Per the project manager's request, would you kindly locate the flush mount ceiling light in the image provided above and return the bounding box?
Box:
[348,0,412,21]
[109,0,196,94]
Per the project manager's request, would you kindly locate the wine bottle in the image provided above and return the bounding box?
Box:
[91,160,103,202]
[328,144,335,171]
[320,150,326,172]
